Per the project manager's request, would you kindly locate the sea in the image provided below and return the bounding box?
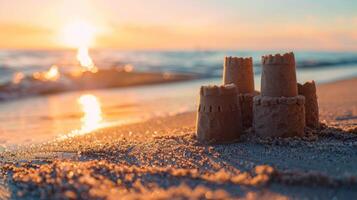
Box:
[0,50,356,149]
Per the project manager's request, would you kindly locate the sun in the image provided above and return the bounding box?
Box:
[61,20,96,48]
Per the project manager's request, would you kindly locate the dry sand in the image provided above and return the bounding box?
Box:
[0,78,357,200]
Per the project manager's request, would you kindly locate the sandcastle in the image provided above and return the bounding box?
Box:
[223,57,256,129]
[196,84,243,144]
[196,51,320,143]
[298,81,319,128]
[253,53,305,137]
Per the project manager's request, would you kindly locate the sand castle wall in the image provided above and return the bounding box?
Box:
[261,53,298,97]
[223,57,255,129]
[238,93,255,129]
[253,52,305,137]
[298,81,319,128]
[253,96,305,137]
[196,84,243,144]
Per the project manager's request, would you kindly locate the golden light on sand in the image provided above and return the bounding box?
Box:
[78,94,103,133]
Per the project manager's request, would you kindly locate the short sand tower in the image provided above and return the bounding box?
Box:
[196,84,243,144]
[298,81,319,129]
[223,56,255,129]
[253,52,306,137]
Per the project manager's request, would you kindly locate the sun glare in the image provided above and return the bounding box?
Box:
[60,20,99,73]
[12,72,25,84]
[77,47,97,72]
[61,20,96,48]
[45,65,60,81]
[32,65,60,81]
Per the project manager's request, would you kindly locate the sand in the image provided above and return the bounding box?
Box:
[0,78,357,199]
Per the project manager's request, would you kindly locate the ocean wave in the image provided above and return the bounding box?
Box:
[161,57,357,78]
[0,50,356,101]
[296,57,357,68]
[0,69,195,101]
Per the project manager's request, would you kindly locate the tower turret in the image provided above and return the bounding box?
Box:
[253,52,305,137]
[261,52,298,97]
[298,81,319,128]
[196,84,243,144]
[223,56,256,129]
[223,57,255,94]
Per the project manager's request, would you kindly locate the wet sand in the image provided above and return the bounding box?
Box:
[1,78,357,199]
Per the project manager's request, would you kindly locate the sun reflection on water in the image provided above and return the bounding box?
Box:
[32,65,60,81]
[58,94,105,140]
[78,94,103,133]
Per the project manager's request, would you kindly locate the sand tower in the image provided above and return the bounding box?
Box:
[298,81,319,128]
[196,84,243,144]
[253,52,306,137]
[223,57,256,129]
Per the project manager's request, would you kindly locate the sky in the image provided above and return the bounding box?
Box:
[0,0,356,51]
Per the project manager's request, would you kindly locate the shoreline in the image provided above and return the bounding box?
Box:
[0,69,196,102]
[1,66,356,103]
[1,77,357,199]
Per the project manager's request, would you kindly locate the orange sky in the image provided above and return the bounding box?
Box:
[0,0,356,51]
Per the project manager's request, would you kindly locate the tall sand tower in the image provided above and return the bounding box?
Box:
[196,84,243,144]
[253,52,306,137]
[298,81,319,128]
[223,57,256,129]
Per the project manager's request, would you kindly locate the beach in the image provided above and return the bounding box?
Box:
[1,0,357,199]
[0,77,356,199]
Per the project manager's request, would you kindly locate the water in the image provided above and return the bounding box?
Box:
[1,50,357,83]
[0,79,208,148]
[0,50,356,148]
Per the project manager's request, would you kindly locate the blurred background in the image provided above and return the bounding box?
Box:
[0,0,356,148]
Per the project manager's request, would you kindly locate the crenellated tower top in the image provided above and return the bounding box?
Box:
[223,56,255,94]
[224,56,252,67]
[262,52,295,66]
[260,52,298,97]
[200,84,237,96]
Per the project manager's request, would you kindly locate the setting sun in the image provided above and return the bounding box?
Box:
[61,20,96,48]
[60,20,98,72]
